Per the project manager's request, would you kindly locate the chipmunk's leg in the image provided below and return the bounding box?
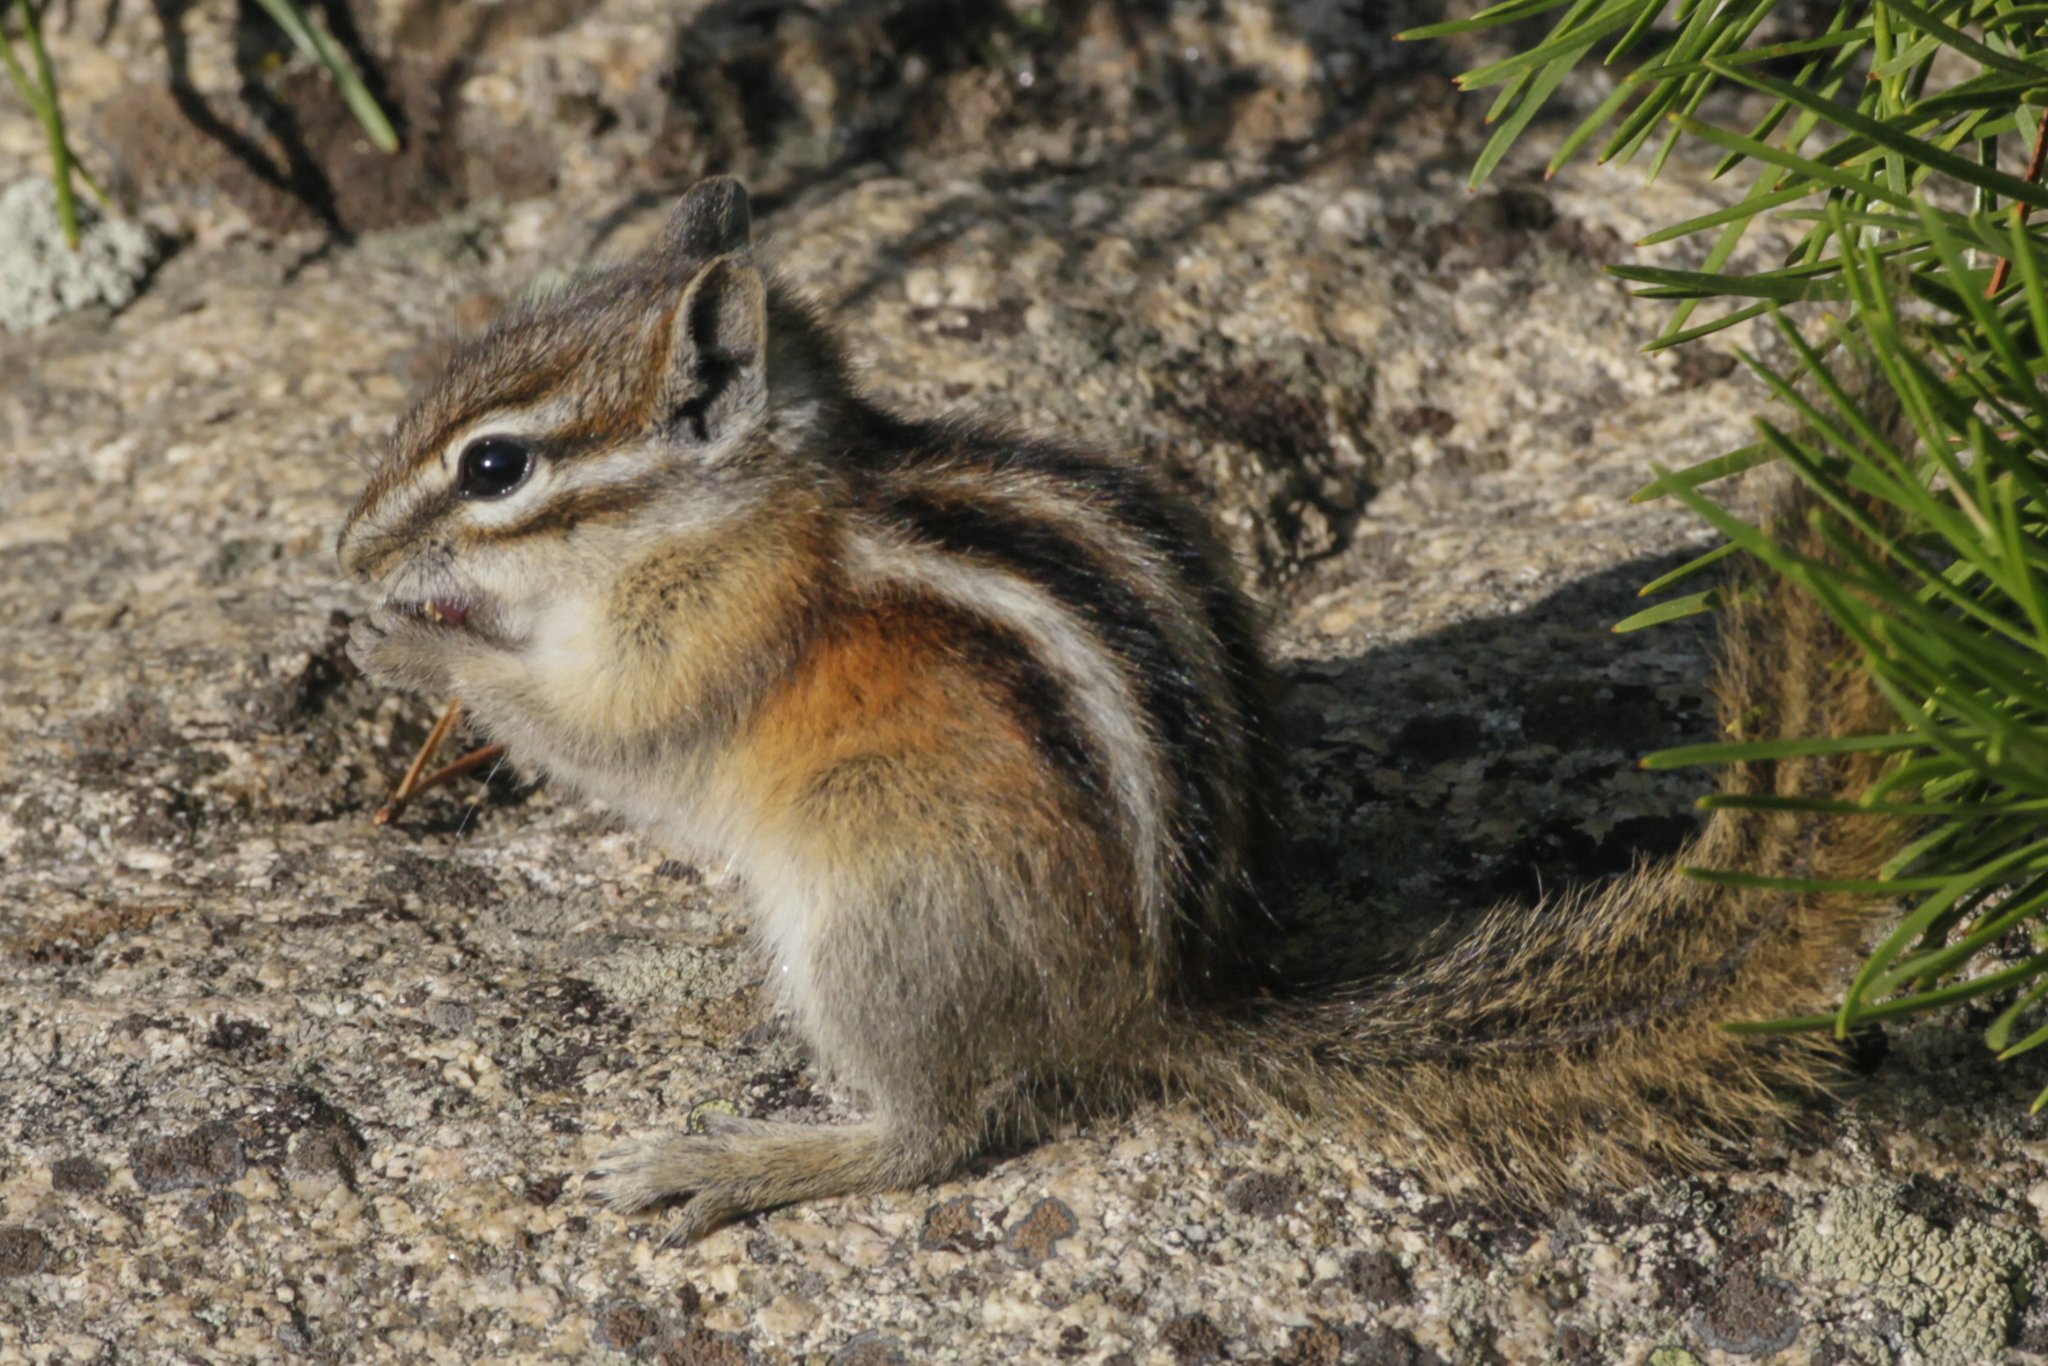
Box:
[589,846,1027,1243]
[589,1107,980,1245]
[589,594,1124,1243]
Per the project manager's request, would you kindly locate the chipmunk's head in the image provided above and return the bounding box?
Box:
[337,176,843,647]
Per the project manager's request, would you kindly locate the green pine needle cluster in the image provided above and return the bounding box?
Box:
[1408,0,2048,1109]
[0,0,397,249]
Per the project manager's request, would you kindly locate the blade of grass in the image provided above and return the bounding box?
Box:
[1730,952,2048,1032]
[1876,0,2048,82]
[247,0,399,153]
[1705,59,2048,209]
[1613,590,1719,632]
[1,1,90,247]
[1638,540,1741,593]
[1397,0,1585,41]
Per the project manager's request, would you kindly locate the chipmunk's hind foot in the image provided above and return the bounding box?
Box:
[588,1118,970,1245]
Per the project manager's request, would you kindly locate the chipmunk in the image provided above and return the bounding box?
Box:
[338,176,1898,1242]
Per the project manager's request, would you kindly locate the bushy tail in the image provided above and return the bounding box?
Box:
[1178,483,1904,1195]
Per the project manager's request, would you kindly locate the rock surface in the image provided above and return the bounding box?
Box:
[3,2,2046,1363]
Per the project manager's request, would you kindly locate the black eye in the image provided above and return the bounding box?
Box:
[457,437,533,498]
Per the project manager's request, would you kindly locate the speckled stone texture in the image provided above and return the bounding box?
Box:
[3,2,2047,1363]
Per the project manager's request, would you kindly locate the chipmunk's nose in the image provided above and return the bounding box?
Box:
[335,513,396,582]
[335,517,371,579]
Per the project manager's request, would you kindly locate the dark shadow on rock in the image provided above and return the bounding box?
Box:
[231,8,349,235]
[585,0,1468,258]
[146,0,344,233]
[106,0,566,237]
[1260,547,1719,984]
[301,0,403,127]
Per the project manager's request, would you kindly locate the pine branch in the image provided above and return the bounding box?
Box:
[1413,0,2048,1112]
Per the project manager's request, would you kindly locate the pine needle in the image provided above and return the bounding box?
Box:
[1419,0,2048,1105]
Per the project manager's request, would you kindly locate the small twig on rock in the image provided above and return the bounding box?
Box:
[1987,111,2048,299]
[375,698,505,826]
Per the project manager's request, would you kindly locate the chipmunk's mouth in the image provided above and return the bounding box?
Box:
[422,598,470,628]
[391,596,501,642]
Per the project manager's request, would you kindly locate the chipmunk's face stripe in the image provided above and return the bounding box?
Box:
[346,401,567,556]
[395,296,669,480]
[875,491,1236,911]
[467,478,667,546]
[381,486,460,557]
[390,370,582,503]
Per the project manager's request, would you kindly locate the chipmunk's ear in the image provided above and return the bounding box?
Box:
[660,254,768,447]
[660,177,751,260]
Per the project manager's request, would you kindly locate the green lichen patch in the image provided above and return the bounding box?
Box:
[1781,1180,2041,1366]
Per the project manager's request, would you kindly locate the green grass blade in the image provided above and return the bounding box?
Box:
[1613,591,1719,632]
[1643,732,1925,769]
[1611,265,1850,300]
[1632,445,1774,501]
[1670,115,1920,210]
[1875,0,2048,82]
[1731,952,2048,1033]
[1704,59,2048,209]
[248,0,400,153]
[5,1,80,247]
[1456,0,1637,91]
[1638,182,1820,246]
[1398,0,1584,41]
[1637,540,1740,594]
[1841,836,2048,1031]
[1645,300,1774,349]
[1990,977,2048,1055]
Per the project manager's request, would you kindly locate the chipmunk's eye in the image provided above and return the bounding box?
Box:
[457,437,533,498]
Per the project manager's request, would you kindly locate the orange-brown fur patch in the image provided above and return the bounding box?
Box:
[742,597,1050,807]
[734,594,1129,939]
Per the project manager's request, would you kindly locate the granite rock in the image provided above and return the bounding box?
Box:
[3,3,2046,1363]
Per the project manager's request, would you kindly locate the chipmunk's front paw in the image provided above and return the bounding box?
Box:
[347,604,460,694]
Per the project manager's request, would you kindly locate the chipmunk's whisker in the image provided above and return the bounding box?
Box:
[456,752,511,840]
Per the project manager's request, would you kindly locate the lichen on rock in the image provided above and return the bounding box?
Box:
[0,178,160,332]
[1780,1179,2042,1366]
